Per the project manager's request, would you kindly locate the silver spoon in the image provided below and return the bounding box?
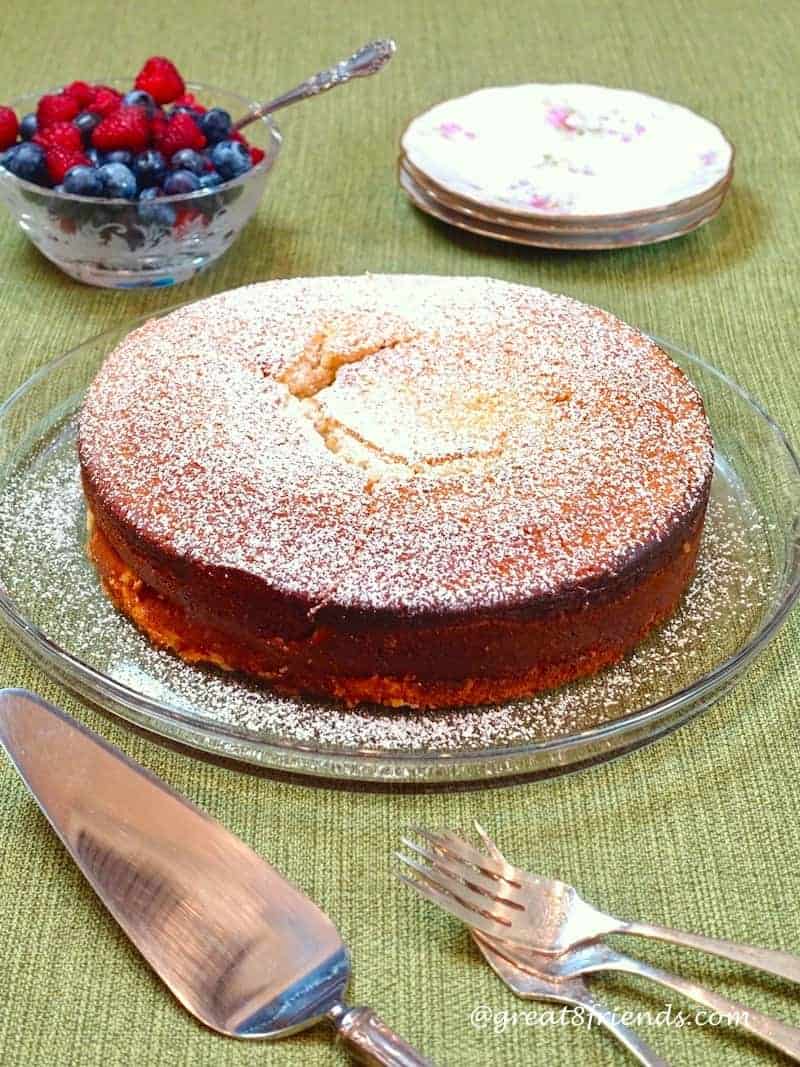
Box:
[233,38,396,132]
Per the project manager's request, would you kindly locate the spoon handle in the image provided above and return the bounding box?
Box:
[234,39,396,131]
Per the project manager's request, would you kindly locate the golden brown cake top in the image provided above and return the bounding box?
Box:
[79,276,714,618]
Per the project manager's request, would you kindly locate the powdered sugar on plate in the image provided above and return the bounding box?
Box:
[0,415,771,756]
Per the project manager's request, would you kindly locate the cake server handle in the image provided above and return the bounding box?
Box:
[234,39,396,131]
[329,1003,435,1066]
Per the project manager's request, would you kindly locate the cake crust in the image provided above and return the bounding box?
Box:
[78,276,714,708]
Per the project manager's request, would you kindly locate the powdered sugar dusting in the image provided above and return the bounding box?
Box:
[78,276,714,617]
[0,420,772,757]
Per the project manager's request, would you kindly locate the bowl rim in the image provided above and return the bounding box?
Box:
[0,79,282,207]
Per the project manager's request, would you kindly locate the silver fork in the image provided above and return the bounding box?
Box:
[475,930,670,1065]
[399,825,800,980]
[476,937,800,1061]
[472,832,669,1065]
[397,828,800,1062]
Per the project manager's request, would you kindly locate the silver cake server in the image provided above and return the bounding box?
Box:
[0,689,432,1066]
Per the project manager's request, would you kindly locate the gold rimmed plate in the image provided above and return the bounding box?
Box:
[399,164,728,250]
[401,83,734,226]
[400,153,733,235]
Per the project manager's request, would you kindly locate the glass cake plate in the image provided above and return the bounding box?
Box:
[1,311,799,786]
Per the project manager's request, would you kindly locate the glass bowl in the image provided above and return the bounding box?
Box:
[0,81,281,288]
[0,310,798,786]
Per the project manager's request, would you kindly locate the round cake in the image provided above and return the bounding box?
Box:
[78,276,714,709]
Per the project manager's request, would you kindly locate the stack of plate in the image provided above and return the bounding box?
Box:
[399,84,734,250]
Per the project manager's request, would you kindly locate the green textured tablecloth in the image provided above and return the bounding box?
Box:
[1,1,799,1064]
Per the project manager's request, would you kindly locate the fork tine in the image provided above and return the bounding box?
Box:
[399,837,523,905]
[425,830,532,907]
[474,821,509,864]
[408,825,523,888]
[407,825,506,874]
[438,833,525,900]
[396,872,515,942]
[395,852,516,925]
[440,829,525,888]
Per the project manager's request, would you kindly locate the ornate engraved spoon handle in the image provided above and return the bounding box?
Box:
[234,39,396,131]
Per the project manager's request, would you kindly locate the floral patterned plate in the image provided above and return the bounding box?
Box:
[399,164,727,250]
[400,154,732,234]
[401,83,734,221]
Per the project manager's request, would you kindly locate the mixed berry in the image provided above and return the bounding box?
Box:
[0,57,265,201]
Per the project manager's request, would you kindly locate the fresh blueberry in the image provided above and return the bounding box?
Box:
[137,186,176,226]
[132,148,167,189]
[170,148,205,175]
[198,170,221,189]
[19,112,37,141]
[210,140,252,180]
[0,145,19,170]
[122,89,156,116]
[6,142,48,184]
[97,162,137,199]
[62,164,104,196]
[199,108,232,145]
[74,111,101,145]
[103,149,134,167]
[163,169,200,195]
[85,147,102,167]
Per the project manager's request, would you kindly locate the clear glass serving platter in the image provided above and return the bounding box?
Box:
[1,312,798,785]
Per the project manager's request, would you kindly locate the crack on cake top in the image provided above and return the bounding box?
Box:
[78,275,715,616]
[276,317,514,483]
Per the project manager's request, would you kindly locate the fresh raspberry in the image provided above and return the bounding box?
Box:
[250,146,265,165]
[89,86,123,117]
[64,81,93,109]
[172,206,203,235]
[37,92,80,128]
[34,121,83,153]
[45,145,88,184]
[92,106,150,153]
[173,92,206,114]
[135,57,185,105]
[150,112,168,142]
[153,112,205,158]
[0,107,18,150]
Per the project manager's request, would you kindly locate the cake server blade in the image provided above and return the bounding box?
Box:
[0,689,432,1065]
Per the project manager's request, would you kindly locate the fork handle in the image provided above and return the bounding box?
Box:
[330,1003,436,1066]
[619,919,800,985]
[604,952,800,1060]
[576,993,670,1067]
